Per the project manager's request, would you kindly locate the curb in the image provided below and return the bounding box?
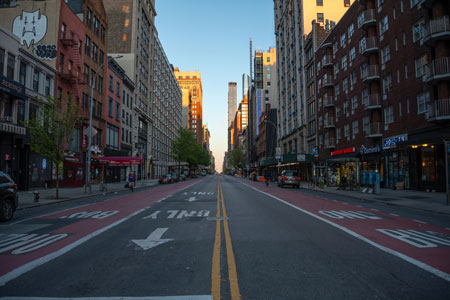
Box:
[17,183,158,211]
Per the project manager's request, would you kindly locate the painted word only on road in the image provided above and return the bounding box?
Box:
[143,210,210,220]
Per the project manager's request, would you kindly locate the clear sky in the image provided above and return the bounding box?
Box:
[155,0,275,172]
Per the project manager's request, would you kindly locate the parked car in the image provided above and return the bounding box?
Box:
[0,171,19,222]
[200,171,207,176]
[179,174,186,181]
[172,173,179,182]
[277,170,301,189]
[159,174,174,184]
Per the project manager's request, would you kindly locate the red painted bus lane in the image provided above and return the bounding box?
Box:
[0,179,202,285]
[236,178,450,281]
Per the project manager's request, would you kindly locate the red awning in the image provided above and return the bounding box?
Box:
[98,156,143,166]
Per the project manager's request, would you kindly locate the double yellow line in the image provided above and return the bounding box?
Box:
[211,177,241,300]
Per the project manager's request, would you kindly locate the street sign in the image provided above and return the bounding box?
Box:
[276,147,281,159]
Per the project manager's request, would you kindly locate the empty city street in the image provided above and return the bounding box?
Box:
[1,175,449,299]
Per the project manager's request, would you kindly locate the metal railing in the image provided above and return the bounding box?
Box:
[425,57,450,79]
[427,98,450,120]
[323,96,334,107]
[324,117,336,128]
[322,55,333,66]
[361,65,380,81]
[423,16,450,39]
[325,138,336,148]
[359,37,378,54]
[366,123,382,136]
[357,9,376,29]
[363,94,381,109]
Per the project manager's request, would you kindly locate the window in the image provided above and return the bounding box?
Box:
[348,24,354,39]
[344,124,350,138]
[86,8,92,27]
[317,13,324,23]
[410,0,420,8]
[412,21,424,42]
[116,81,121,97]
[316,0,323,6]
[350,47,356,61]
[351,95,358,110]
[341,55,347,71]
[98,76,103,94]
[342,78,348,94]
[380,16,389,35]
[340,33,346,48]
[0,48,4,76]
[57,87,62,100]
[334,63,339,76]
[61,23,66,39]
[383,74,392,94]
[106,124,119,150]
[92,43,98,63]
[384,105,394,124]
[381,45,390,64]
[97,102,103,118]
[336,128,341,140]
[350,71,357,87]
[82,93,89,109]
[101,25,106,43]
[109,75,114,91]
[116,102,120,121]
[395,38,399,51]
[335,84,340,97]
[378,0,385,6]
[33,69,40,92]
[343,100,349,115]
[108,96,113,117]
[344,0,351,7]
[333,42,338,54]
[59,53,64,72]
[84,64,89,84]
[352,120,359,135]
[93,16,99,35]
[405,64,409,79]
[45,76,51,96]
[417,92,430,114]
[19,62,27,85]
[7,54,15,79]
[91,70,96,89]
[415,54,427,78]
[85,36,91,56]
[99,50,104,67]
[363,116,370,133]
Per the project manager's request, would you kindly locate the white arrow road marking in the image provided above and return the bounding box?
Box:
[132,228,173,251]
[187,197,198,202]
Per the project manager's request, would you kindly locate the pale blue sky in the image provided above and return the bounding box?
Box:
[155,0,275,171]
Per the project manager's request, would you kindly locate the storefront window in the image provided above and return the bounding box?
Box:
[0,93,13,118]
[421,147,436,182]
[16,100,25,124]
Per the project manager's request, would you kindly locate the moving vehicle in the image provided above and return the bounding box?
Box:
[277,170,301,189]
[0,171,19,222]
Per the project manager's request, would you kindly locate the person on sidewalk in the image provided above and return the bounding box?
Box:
[128,172,135,192]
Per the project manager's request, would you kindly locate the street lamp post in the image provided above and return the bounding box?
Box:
[85,55,123,193]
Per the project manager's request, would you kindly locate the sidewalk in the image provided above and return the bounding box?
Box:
[17,179,160,210]
[297,181,450,215]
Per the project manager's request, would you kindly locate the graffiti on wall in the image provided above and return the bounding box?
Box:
[12,10,56,60]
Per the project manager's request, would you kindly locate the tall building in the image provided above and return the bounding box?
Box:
[274,0,354,158]
[228,82,237,127]
[151,35,182,178]
[242,73,250,99]
[174,69,204,144]
[104,0,157,179]
[314,0,450,192]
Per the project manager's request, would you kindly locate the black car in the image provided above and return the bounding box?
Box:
[0,171,19,222]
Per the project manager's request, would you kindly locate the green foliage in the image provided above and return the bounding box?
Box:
[172,128,211,169]
[229,147,246,168]
[24,95,81,198]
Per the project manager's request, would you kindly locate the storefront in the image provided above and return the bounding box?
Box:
[359,144,383,188]
[99,156,143,182]
[383,134,409,190]
[61,153,84,188]
[324,147,359,187]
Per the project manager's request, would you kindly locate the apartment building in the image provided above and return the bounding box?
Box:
[274,0,354,157]
[315,0,450,192]
[174,69,204,144]
[151,34,182,178]
[228,82,237,128]
[104,0,157,180]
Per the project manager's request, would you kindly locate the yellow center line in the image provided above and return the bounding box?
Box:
[211,177,221,299]
[220,178,242,300]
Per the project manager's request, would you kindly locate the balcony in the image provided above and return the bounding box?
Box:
[426,98,450,122]
[322,55,333,68]
[423,16,450,46]
[365,123,382,138]
[61,37,77,47]
[323,77,334,87]
[59,69,82,83]
[321,41,333,49]
[359,37,378,56]
[325,138,336,149]
[323,96,334,108]
[324,117,336,128]
[357,9,376,30]
[361,65,380,82]
[424,57,450,83]
[363,94,381,110]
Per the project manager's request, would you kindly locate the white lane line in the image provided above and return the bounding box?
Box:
[356,205,363,208]
[0,297,213,300]
[235,179,450,282]
[389,213,399,217]
[371,208,380,212]
[413,219,427,224]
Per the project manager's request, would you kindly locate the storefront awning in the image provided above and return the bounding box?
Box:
[98,156,143,166]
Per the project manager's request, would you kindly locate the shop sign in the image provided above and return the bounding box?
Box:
[360,145,381,155]
[81,126,89,148]
[311,147,318,156]
[0,74,25,99]
[297,154,306,162]
[0,122,26,135]
[383,134,408,150]
[331,147,355,157]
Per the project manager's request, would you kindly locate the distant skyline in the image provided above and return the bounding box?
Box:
[155,0,275,171]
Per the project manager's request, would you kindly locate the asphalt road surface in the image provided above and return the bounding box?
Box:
[0,175,449,299]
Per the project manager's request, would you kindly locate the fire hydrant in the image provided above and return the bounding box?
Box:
[33,191,40,202]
